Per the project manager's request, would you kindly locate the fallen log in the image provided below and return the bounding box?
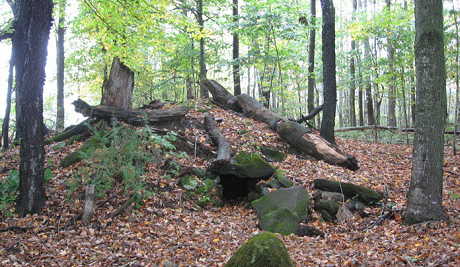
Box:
[313,178,382,204]
[205,79,359,171]
[45,119,91,144]
[204,116,231,163]
[72,99,188,125]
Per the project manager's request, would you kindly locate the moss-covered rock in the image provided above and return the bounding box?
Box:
[314,200,340,216]
[212,152,275,179]
[252,186,309,222]
[259,208,300,235]
[225,232,294,267]
[230,152,275,178]
[180,175,198,190]
[273,169,293,188]
[260,146,285,162]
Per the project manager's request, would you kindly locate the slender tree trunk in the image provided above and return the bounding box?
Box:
[386,0,396,127]
[2,47,14,151]
[56,1,65,129]
[232,0,241,96]
[358,54,364,126]
[404,0,447,224]
[320,0,336,145]
[307,0,316,114]
[453,4,459,155]
[14,0,53,217]
[349,0,357,127]
[198,0,208,98]
[364,40,375,126]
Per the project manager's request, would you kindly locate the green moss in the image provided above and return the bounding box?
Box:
[225,232,294,267]
[180,175,198,190]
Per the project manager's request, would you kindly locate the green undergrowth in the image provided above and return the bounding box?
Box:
[67,121,186,206]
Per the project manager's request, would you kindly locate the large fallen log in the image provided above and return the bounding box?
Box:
[204,79,359,171]
[72,99,188,125]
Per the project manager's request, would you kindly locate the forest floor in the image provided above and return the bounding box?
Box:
[1,99,459,266]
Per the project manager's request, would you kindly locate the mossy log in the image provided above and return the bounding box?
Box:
[72,99,188,125]
[205,79,359,171]
[313,178,383,204]
[45,119,90,144]
[60,136,101,167]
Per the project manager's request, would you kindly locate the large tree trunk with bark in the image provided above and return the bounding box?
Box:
[204,79,359,171]
[101,57,134,109]
[14,0,53,216]
[404,0,447,224]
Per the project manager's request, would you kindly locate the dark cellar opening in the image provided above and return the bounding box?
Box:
[219,175,262,200]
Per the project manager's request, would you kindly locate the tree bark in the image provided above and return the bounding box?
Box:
[205,79,359,171]
[100,57,134,109]
[319,0,337,145]
[404,0,447,224]
[14,0,53,216]
[56,1,66,129]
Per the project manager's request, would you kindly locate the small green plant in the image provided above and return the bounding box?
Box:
[0,170,20,216]
[449,191,459,199]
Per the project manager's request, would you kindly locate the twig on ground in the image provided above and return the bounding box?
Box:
[0,225,33,233]
[362,209,404,232]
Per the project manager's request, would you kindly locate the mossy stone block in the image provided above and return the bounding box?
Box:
[273,169,293,188]
[259,207,300,235]
[251,186,309,221]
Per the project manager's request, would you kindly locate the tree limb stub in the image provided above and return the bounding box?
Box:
[205,79,359,171]
[72,99,188,125]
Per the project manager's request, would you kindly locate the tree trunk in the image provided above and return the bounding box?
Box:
[197,0,208,98]
[2,47,14,151]
[453,7,459,155]
[358,57,364,126]
[404,0,447,224]
[386,0,396,127]
[56,1,65,129]
[307,0,316,115]
[14,0,53,217]
[205,79,359,171]
[319,0,337,145]
[100,57,134,109]
[232,0,241,96]
[349,0,357,127]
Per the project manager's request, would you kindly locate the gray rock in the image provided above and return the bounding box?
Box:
[259,207,300,235]
[252,186,310,222]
